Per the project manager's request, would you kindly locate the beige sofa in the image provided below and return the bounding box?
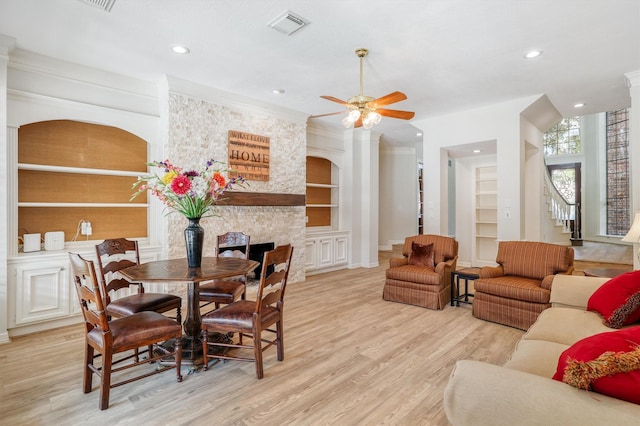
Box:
[444,274,640,425]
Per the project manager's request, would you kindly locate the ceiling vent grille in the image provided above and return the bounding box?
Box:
[267,10,310,36]
[78,0,116,12]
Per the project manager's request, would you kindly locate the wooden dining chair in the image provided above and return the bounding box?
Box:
[95,238,182,324]
[199,232,250,312]
[201,244,293,379]
[69,253,183,410]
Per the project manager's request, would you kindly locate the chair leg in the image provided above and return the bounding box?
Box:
[253,327,264,379]
[276,320,284,361]
[83,344,94,394]
[99,353,113,410]
[201,330,209,371]
[174,339,183,382]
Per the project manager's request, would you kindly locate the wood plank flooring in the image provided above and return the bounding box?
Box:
[1,249,625,426]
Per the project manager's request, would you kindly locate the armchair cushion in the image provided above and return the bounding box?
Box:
[386,265,442,285]
[587,270,640,328]
[474,276,550,304]
[408,242,434,268]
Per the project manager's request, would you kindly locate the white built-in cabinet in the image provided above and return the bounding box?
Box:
[7,246,162,336]
[305,231,349,274]
[474,165,498,265]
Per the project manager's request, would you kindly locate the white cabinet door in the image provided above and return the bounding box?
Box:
[14,262,69,326]
[334,235,348,265]
[317,237,334,268]
[304,238,318,270]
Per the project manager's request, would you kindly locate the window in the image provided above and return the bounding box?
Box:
[543,117,581,156]
[605,109,630,236]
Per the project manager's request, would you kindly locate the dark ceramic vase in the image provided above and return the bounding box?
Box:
[184,217,204,268]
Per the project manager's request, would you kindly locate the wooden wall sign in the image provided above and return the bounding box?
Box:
[228,130,270,181]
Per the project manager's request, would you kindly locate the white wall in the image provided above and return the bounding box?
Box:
[378,146,418,249]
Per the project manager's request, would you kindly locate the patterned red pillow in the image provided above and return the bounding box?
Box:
[587,270,640,328]
[552,327,640,404]
[408,242,434,268]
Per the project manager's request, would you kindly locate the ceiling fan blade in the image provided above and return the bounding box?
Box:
[309,111,348,119]
[368,91,407,108]
[376,108,415,120]
[320,95,351,106]
[353,117,363,128]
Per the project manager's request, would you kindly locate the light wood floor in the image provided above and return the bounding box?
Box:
[0,249,629,426]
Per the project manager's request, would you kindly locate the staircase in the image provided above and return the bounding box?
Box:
[544,171,582,246]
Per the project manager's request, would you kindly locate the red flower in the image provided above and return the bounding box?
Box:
[170,174,191,195]
[212,172,226,189]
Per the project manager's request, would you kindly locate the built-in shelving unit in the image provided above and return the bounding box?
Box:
[306,156,338,227]
[17,120,148,244]
[474,165,498,264]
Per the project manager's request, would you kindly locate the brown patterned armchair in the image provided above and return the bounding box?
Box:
[472,241,574,330]
[384,234,458,310]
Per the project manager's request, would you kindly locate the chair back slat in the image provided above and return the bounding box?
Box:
[95,238,143,304]
[69,253,111,333]
[216,232,250,259]
[255,244,293,314]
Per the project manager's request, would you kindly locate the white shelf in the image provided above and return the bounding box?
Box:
[306,183,338,188]
[306,204,338,208]
[18,163,143,177]
[18,202,148,208]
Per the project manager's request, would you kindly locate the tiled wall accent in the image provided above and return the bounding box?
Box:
[163,92,306,293]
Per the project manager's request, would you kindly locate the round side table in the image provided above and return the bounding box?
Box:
[583,267,632,278]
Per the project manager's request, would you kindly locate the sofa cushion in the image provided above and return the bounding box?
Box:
[523,307,614,346]
[587,271,640,328]
[474,276,550,303]
[504,339,568,378]
[552,326,640,404]
[496,241,573,280]
[408,242,434,268]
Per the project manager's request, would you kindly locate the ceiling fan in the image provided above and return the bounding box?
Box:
[311,48,415,129]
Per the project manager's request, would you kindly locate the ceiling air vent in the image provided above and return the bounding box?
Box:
[77,0,116,12]
[267,10,310,36]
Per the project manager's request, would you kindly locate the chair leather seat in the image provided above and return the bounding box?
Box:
[201,300,279,331]
[88,311,182,351]
[106,293,182,318]
[199,280,245,302]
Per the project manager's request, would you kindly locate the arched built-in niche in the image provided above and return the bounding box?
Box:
[17,120,148,245]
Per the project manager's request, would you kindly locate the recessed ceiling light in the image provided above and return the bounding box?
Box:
[171,45,190,54]
[524,49,543,59]
[416,132,423,137]
[473,149,482,153]
[573,102,586,108]
[272,89,285,94]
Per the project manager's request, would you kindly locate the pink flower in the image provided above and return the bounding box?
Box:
[170,175,191,195]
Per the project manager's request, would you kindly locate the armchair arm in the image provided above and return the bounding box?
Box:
[435,257,456,275]
[389,257,408,268]
[478,265,504,279]
[444,360,640,426]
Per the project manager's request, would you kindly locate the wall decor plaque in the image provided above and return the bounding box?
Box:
[228,130,270,181]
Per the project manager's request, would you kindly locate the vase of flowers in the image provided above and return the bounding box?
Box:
[131,159,245,268]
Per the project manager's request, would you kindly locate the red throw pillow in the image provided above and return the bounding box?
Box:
[408,242,434,268]
[552,327,640,404]
[587,270,640,328]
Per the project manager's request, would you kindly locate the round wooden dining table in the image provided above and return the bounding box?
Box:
[119,256,260,365]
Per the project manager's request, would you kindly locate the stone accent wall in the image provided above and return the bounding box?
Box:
[163,92,306,292]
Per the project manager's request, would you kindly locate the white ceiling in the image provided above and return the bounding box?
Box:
[1,0,639,147]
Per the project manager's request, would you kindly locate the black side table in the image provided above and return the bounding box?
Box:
[451,267,480,306]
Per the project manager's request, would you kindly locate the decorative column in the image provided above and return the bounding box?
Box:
[625,70,640,269]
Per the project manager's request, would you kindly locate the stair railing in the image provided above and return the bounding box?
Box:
[543,170,582,243]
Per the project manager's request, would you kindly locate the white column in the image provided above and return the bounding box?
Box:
[0,35,15,344]
[626,70,640,269]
